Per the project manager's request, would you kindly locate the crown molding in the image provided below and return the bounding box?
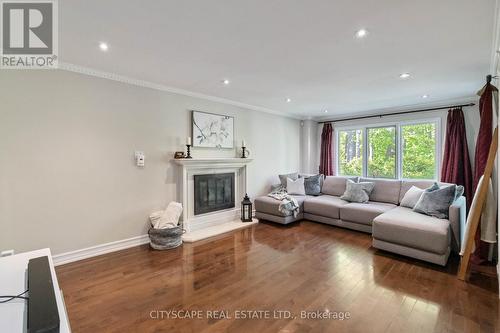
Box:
[491,0,500,76]
[57,62,301,120]
[312,96,478,122]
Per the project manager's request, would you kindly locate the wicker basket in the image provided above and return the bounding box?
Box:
[148,226,184,250]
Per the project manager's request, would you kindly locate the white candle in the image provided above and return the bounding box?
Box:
[186,137,191,145]
[242,139,246,147]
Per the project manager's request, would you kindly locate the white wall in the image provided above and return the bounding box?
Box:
[313,104,481,177]
[300,120,318,174]
[0,70,301,255]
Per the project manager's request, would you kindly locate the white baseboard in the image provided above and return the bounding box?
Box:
[52,234,149,266]
[52,213,258,266]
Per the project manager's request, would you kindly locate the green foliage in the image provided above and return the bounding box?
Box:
[338,130,363,176]
[402,123,436,179]
[367,127,396,178]
[338,123,436,180]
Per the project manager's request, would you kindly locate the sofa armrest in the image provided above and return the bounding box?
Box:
[449,196,466,253]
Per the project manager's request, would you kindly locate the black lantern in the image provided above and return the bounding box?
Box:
[241,193,253,222]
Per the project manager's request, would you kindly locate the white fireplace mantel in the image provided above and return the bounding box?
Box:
[173,158,253,233]
[173,158,253,167]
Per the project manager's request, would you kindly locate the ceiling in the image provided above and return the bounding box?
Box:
[60,0,497,119]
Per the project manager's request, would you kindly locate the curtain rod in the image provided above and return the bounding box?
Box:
[318,103,475,124]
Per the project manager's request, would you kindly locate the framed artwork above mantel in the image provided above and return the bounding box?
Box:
[191,110,234,149]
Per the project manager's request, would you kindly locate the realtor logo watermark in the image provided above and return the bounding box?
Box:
[1,0,58,68]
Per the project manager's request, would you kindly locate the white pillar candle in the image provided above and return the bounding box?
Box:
[186,137,191,145]
[242,139,246,147]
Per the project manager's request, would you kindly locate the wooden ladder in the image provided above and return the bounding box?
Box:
[458,126,498,281]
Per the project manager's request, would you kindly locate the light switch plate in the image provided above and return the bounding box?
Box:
[1,249,14,257]
[135,151,145,167]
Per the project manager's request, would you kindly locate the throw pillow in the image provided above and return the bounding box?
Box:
[340,179,375,203]
[425,182,440,192]
[270,183,285,192]
[454,185,464,200]
[400,186,425,209]
[279,172,298,188]
[302,174,323,196]
[287,177,305,195]
[413,184,457,219]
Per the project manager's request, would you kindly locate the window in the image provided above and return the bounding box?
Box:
[338,129,363,176]
[401,123,437,179]
[367,126,396,178]
[336,120,439,180]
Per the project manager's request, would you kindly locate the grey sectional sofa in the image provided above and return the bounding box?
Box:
[254,176,466,266]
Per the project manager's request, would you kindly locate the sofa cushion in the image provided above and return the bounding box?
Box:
[287,177,305,195]
[303,195,349,219]
[359,178,401,205]
[340,201,396,225]
[301,174,323,196]
[255,195,307,217]
[413,184,457,219]
[279,172,298,188]
[373,206,450,254]
[340,179,375,203]
[400,185,425,208]
[399,180,454,203]
[321,176,357,196]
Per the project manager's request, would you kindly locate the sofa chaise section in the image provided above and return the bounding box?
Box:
[371,180,466,266]
[254,195,309,224]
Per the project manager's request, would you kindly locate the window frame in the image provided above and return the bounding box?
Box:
[335,118,441,180]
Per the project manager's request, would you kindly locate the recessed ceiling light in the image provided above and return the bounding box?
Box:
[355,29,368,38]
[422,94,429,99]
[399,73,411,79]
[324,110,329,113]
[222,79,230,85]
[99,42,109,51]
[286,98,292,103]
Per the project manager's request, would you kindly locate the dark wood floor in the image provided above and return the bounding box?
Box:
[56,221,499,333]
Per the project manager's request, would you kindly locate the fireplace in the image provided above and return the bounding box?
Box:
[173,158,252,233]
[194,173,235,215]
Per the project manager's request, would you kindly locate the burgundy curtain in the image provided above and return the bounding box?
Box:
[472,82,495,262]
[319,123,334,176]
[440,108,473,210]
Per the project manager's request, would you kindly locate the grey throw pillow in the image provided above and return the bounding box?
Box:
[302,174,323,196]
[270,183,285,192]
[425,182,440,192]
[340,179,375,203]
[413,184,457,219]
[455,185,464,200]
[279,172,298,188]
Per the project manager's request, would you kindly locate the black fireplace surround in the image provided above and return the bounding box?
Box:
[194,173,235,215]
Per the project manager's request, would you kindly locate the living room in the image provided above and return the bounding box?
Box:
[0,1,499,332]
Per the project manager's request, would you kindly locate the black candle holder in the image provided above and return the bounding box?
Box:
[241,146,247,158]
[186,144,192,158]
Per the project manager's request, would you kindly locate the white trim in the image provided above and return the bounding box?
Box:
[51,207,257,266]
[52,234,149,266]
[490,0,500,76]
[57,62,301,120]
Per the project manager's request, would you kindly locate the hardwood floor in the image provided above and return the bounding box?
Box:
[56,221,499,333]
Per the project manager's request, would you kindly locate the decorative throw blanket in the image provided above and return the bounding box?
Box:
[268,186,300,217]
